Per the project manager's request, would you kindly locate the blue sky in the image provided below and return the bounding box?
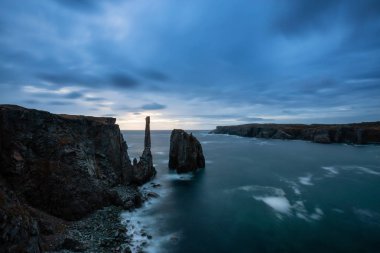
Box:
[0,0,379,129]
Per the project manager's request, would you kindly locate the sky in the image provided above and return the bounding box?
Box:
[0,0,379,130]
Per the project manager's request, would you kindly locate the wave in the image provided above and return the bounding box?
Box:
[162,172,194,181]
[321,165,380,177]
[298,174,314,186]
[225,184,323,221]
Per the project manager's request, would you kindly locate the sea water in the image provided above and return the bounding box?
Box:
[121,130,380,253]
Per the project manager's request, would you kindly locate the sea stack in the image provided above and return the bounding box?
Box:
[132,116,156,184]
[169,129,205,173]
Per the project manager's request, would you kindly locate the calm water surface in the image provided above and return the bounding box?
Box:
[122,130,380,253]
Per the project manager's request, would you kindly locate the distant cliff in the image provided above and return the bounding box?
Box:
[0,105,155,252]
[210,122,380,144]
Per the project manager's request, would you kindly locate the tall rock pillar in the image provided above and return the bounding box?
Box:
[144,116,151,149]
[132,116,156,185]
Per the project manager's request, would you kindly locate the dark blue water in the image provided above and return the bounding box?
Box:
[122,130,380,253]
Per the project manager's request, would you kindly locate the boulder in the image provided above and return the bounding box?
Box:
[168,129,205,173]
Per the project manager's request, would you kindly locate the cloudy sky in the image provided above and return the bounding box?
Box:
[0,0,379,129]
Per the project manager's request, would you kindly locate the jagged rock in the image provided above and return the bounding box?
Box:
[313,129,331,144]
[169,129,205,173]
[61,237,87,252]
[0,105,153,252]
[132,116,156,185]
[210,122,380,144]
[0,105,134,221]
[0,184,42,253]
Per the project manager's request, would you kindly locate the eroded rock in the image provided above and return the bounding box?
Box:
[168,129,205,173]
[132,116,156,185]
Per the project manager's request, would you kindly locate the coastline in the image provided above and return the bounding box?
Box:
[0,105,156,253]
[210,122,380,144]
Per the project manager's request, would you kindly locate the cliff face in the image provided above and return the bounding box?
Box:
[0,105,153,252]
[210,122,380,144]
[169,129,205,173]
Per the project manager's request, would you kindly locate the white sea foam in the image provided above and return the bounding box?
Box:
[343,166,380,176]
[321,165,380,177]
[155,151,165,155]
[353,208,380,226]
[121,178,178,253]
[280,178,301,195]
[162,173,194,181]
[254,196,291,214]
[321,166,339,176]
[355,166,380,175]
[122,208,179,253]
[298,174,314,186]
[310,208,324,221]
[226,184,323,221]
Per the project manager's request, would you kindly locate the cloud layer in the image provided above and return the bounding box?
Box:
[0,0,379,129]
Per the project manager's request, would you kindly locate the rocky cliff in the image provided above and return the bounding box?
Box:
[132,116,156,185]
[169,129,205,173]
[0,105,154,252]
[210,122,380,144]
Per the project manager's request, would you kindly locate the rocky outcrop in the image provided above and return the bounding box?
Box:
[0,183,42,253]
[169,129,205,173]
[132,116,156,185]
[0,105,154,252]
[210,122,380,144]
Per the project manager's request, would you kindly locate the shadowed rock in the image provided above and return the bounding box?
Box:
[169,129,205,173]
[132,116,156,184]
[210,122,380,144]
[0,105,151,252]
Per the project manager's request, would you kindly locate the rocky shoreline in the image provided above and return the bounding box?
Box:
[0,105,156,252]
[210,122,380,144]
[45,185,159,253]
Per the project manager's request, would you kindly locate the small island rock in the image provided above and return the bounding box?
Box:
[168,129,205,173]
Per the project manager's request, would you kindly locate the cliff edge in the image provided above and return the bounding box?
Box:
[0,105,154,252]
[210,122,380,144]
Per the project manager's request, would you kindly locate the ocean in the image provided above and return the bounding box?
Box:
[121,130,380,253]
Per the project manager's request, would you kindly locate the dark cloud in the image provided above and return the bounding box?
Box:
[48,101,74,106]
[23,99,40,105]
[141,103,166,110]
[37,72,102,87]
[274,0,341,36]
[238,117,268,122]
[193,114,237,119]
[64,91,83,99]
[110,74,140,89]
[141,70,170,82]
[54,0,100,12]
[85,97,106,102]
[1,0,380,124]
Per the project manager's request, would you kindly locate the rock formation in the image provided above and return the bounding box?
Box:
[0,105,154,252]
[132,116,156,185]
[210,122,380,144]
[169,129,205,173]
